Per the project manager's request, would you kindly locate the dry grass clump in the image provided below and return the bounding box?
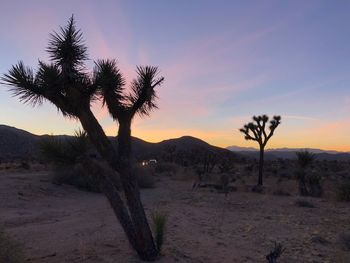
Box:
[336,181,350,202]
[135,165,156,189]
[272,189,291,196]
[295,199,315,208]
[0,226,25,263]
[155,162,179,176]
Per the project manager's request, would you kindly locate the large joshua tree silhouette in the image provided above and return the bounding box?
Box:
[2,17,164,261]
[239,115,281,186]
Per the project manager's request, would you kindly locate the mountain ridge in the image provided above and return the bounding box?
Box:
[1,124,349,161]
[226,145,348,154]
[0,124,232,160]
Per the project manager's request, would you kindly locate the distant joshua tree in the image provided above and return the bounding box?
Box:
[239,115,281,186]
[2,16,163,261]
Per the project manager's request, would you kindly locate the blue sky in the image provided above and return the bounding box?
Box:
[1,0,349,150]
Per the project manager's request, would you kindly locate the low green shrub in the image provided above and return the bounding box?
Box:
[151,211,167,252]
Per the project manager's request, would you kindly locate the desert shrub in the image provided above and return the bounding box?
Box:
[311,236,330,245]
[266,242,285,263]
[251,185,264,193]
[220,173,230,189]
[296,150,315,168]
[135,166,156,189]
[244,164,254,172]
[336,181,350,202]
[0,226,25,263]
[273,189,291,196]
[295,199,315,208]
[53,164,100,192]
[295,150,319,196]
[151,211,167,252]
[306,173,323,197]
[295,165,323,197]
[39,131,102,192]
[20,162,30,170]
[155,162,178,175]
[338,232,350,251]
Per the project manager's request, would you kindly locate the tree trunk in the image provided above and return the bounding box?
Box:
[79,158,138,248]
[118,119,159,260]
[78,109,158,261]
[258,146,264,186]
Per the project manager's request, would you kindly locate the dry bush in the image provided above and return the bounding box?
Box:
[338,232,350,251]
[273,189,291,196]
[53,163,101,192]
[135,165,156,189]
[306,172,323,197]
[0,226,25,263]
[295,199,315,208]
[336,181,350,202]
[154,162,179,176]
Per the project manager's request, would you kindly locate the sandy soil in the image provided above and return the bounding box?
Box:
[0,170,349,262]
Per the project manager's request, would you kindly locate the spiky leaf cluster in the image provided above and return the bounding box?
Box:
[296,150,315,168]
[2,16,164,123]
[39,129,90,166]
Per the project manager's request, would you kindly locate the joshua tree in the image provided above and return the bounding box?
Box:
[2,16,163,261]
[239,115,281,186]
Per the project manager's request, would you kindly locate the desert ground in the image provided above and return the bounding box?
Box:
[0,166,349,263]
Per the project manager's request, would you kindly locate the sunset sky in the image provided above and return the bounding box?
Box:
[0,1,349,151]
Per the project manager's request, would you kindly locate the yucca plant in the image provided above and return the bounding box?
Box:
[295,150,322,196]
[39,130,99,191]
[151,211,168,253]
[296,150,315,168]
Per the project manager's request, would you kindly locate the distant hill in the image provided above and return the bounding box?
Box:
[1,124,348,162]
[0,125,39,158]
[0,125,234,161]
[226,145,350,161]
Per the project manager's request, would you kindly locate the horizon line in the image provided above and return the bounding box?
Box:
[1,123,349,153]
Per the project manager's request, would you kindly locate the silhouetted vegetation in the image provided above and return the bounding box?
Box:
[295,199,315,208]
[296,150,322,197]
[39,130,102,192]
[151,211,167,253]
[266,242,285,263]
[338,232,350,251]
[240,115,281,186]
[336,181,350,202]
[2,16,163,261]
[0,226,25,263]
[135,165,156,189]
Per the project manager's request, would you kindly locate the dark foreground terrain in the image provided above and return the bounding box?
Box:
[0,169,349,263]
